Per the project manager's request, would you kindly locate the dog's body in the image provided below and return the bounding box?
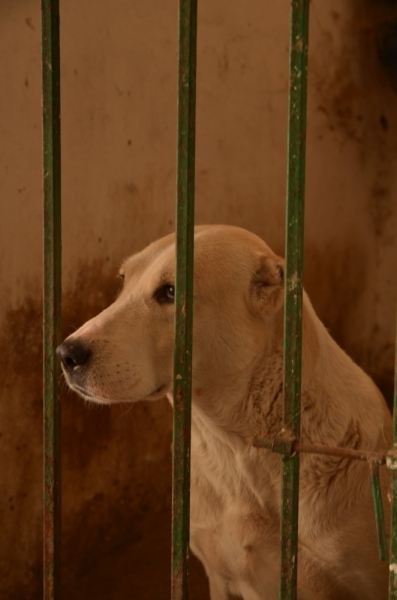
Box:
[58,225,391,600]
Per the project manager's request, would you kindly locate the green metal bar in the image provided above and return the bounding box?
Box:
[369,463,387,562]
[388,312,397,598]
[171,1,197,599]
[280,1,309,599]
[41,1,62,598]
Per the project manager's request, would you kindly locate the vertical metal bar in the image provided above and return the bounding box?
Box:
[369,463,387,562]
[171,1,197,599]
[389,314,397,598]
[280,1,309,599]
[42,1,62,598]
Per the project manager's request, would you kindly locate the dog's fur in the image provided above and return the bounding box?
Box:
[58,225,391,600]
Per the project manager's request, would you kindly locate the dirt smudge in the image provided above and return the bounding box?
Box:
[0,259,173,599]
[310,0,397,239]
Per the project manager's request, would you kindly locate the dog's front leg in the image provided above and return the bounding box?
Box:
[207,573,234,600]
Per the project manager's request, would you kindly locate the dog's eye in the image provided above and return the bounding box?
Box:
[154,284,175,304]
[117,273,125,282]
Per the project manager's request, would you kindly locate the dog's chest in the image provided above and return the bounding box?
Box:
[189,423,280,591]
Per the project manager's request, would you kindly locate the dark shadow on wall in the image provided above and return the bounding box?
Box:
[306,0,397,408]
[0,260,175,599]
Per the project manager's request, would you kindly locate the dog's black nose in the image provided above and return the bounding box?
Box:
[56,340,91,373]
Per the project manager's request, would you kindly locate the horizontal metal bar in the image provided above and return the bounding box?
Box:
[255,438,389,564]
[253,437,387,465]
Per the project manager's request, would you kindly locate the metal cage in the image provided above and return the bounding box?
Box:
[41,1,397,599]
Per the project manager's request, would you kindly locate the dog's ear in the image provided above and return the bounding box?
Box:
[251,255,284,313]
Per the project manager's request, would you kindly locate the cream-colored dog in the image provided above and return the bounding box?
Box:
[57,225,391,600]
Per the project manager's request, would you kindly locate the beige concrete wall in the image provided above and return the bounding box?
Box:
[1,0,397,597]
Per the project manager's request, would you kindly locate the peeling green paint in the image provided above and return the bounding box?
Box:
[280,1,309,599]
[42,0,62,598]
[171,1,197,599]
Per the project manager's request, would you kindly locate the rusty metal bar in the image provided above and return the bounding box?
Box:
[171,0,197,599]
[388,312,397,596]
[256,437,388,563]
[280,0,310,598]
[41,0,62,598]
[253,437,386,465]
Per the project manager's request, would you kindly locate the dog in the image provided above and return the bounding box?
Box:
[57,225,391,600]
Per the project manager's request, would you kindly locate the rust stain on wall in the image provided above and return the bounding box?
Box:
[311,1,397,239]
[0,260,173,599]
[307,0,397,407]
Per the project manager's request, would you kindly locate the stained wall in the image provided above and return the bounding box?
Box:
[1,0,397,597]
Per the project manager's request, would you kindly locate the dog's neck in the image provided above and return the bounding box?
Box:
[169,298,341,449]
[189,319,286,446]
[187,299,325,447]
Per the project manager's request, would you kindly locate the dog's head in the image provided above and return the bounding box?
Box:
[57,225,285,406]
